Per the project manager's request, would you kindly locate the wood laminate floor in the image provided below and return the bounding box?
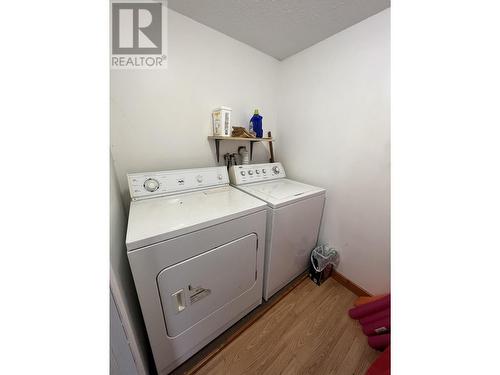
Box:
[192,278,379,375]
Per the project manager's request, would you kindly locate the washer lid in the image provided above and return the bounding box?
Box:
[126,186,266,250]
[237,179,325,208]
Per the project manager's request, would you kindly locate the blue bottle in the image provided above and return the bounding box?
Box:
[249,109,263,138]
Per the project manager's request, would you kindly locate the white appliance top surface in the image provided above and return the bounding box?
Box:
[126,185,266,250]
[237,179,325,208]
[127,166,229,200]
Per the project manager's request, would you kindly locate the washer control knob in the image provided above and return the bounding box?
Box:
[272,166,280,174]
[255,169,260,174]
[248,170,254,175]
[144,178,160,192]
[196,175,203,183]
[262,169,267,174]
[217,174,223,180]
[240,171,246,176]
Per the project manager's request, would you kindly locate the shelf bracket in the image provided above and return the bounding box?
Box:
[215,139,220,162]
[268,131,275,163]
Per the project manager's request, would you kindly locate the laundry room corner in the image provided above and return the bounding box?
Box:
[277,9,391,296]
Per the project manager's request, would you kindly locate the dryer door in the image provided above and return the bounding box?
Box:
[157,233,258,337]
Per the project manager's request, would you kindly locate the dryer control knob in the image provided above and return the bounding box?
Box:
[144,178,160,192]
[272,166,280,174]
[248,170,254,175]
[196,175,203,183]
[240,171,246,176]
[255,169,260,174]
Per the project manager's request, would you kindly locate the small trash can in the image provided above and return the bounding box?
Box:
[309,245,339,286]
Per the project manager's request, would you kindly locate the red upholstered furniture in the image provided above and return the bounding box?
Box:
[362,316,390,336]
[367,333,390,351]
[366,346,390,375]
[348,293,391,373]
[360,308,390,325]
[348,294,390,320]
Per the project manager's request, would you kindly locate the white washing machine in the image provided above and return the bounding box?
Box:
[229,162,325,301]
[126,167,267,375]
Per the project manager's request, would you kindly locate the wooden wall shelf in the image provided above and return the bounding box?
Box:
[208,134,275,162]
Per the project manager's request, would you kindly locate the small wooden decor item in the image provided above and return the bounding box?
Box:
[231,126,255,138]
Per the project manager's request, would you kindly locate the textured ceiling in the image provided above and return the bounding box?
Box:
[168,0,390,60]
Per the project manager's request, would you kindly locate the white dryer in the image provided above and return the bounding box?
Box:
[229,163,325,301]
[126,167,267,375]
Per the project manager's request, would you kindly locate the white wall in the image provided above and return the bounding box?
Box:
[110,157,150,375]
[277,9,390,294]
[111,9,279,206]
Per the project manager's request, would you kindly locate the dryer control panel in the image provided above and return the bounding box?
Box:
[229,162,286,185]
[128,166,229,200]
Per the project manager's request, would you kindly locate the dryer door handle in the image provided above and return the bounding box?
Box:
[171,289,186,314]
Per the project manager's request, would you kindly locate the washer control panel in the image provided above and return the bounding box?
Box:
[127,166,229,200]
[229,162,285,185]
